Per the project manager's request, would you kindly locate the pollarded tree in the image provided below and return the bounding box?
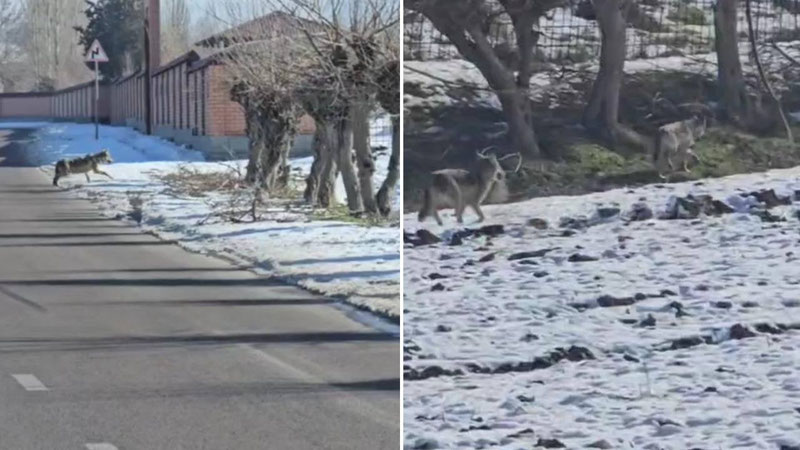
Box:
[221,19,311,194]
[293,42,362,212]
[406,0,564,159]
[285,0,400,214]
[230,81,300,191]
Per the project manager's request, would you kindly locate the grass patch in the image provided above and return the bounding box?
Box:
[311,204,393,227]
[691,127,800,177]
[566,143,626,175]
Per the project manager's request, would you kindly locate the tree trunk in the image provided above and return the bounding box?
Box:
[351,98,377,214]
[245,108,296,193]
[304,126,324,204]
[276,136,293,188]
[497,90,539,157]
[583,0,648,149]
[584,0,626,135]
[417,9,542,158]
[745,0,793,142]
[244,108,266,184]
[376,115,399,216]
[714,0,754,126]
[316,121,339,208]
[333,117,362,213]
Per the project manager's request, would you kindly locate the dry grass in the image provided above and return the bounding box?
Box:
[151,164,244,198]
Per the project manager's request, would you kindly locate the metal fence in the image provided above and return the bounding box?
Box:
[404,0,800,63]
[370,112,393,151]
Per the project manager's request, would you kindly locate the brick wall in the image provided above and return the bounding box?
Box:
[205,65,316,137]
[207,65,245,137]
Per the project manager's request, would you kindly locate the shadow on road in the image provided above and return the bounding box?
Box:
[1,277,289,287]
[0,331,397,354]
[0,218,121,223]
[0,240,177,247]
[0,232,144,239]
[66,378,400,402]
[0,127,45,167]
[58,298,335,307]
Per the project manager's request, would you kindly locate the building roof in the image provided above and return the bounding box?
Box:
[152,51,201,77]
[195,11,321,48]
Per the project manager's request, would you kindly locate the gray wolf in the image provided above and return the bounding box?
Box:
[653,115,707,178]
[53,149,114,186]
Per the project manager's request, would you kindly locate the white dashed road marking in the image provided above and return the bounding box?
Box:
[11,374,48,391]
[85,443,119,450]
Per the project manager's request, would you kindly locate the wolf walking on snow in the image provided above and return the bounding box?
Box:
[52,149,114,186]
[418,148,521,225]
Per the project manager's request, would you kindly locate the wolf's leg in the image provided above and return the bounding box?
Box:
[85,173,91,182]
[676,145,691,173]
[445,177,464,224]
[471,204,485,222]
[655,148,671,180]
[455,202,466,224]
[52,175,59,187]
[685,147,700,172]
[654,152,667,179]
[433,209,443,226]
[418,188,432,223]
[94,169,113,179]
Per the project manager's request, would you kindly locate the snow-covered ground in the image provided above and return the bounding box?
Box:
[3,121,400,323]
[7,122,205,166]
[403,167,800,448]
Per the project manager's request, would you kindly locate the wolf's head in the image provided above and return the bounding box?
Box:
[93,149,113,164]
[691,115,707,139]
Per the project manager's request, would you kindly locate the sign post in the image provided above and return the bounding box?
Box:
[84,39,109,141]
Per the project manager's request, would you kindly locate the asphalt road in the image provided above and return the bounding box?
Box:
[0,127,400,450]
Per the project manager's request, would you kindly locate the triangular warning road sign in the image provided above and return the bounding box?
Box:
[85,40,109,63]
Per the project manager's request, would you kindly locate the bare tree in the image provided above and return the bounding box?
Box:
[282,0,399,214]
[406,0,564,159]
[162,0,191,60]
[191,3,226,44]
[744,0,792,142]
[217,0,398,214]
[0,0,24,91]
[224,32,308,193]
[22,0,91,88]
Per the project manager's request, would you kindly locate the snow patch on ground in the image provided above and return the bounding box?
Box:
[405,42,800,112]
[0,122,205,165]
[23,122,399,323]
[403,167,800,448]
